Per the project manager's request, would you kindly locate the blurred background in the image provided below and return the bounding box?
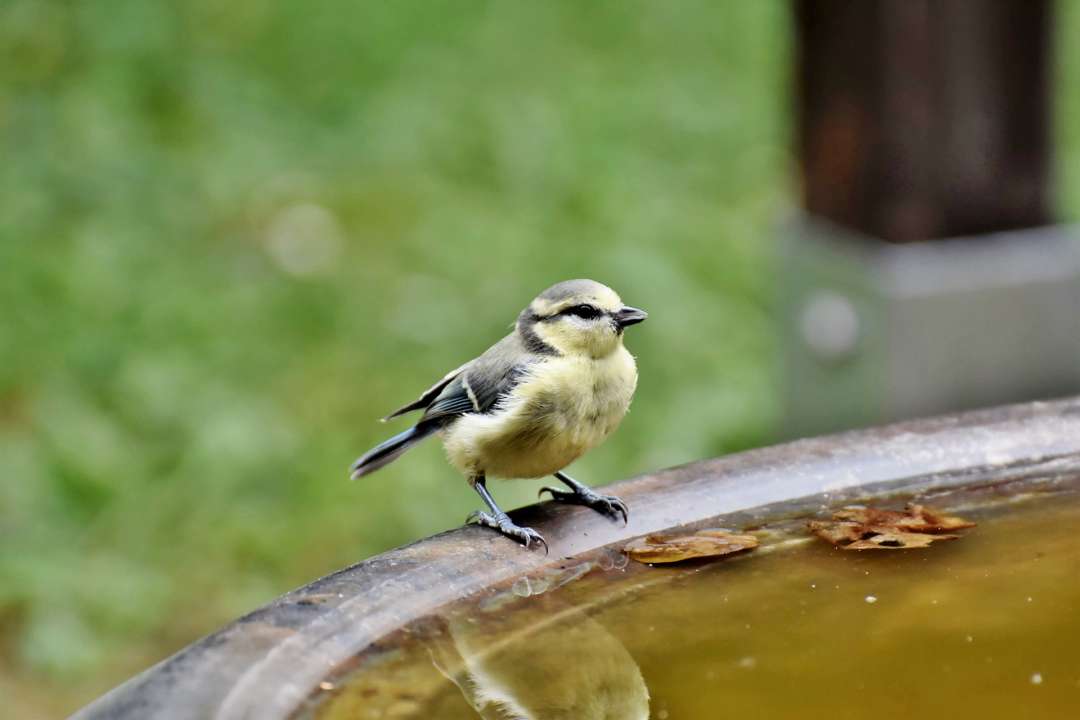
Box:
[1,1,1079,717]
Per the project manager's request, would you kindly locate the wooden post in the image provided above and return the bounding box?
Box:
[795,0,1052,242]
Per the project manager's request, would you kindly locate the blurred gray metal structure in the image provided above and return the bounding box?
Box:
[781,219,1080,437]
[72,397,1080,719]
[784,0,1077,436]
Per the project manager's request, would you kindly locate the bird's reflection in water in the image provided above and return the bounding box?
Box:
[429,603,650,720]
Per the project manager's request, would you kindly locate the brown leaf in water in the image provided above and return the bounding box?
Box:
[625,529,758,564]
[832,504,976,532]
[844,530,960,550]
[810,503,975,551]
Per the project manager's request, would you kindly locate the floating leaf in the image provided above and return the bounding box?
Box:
[844,530,959,550]
[625,529,758,564]
[832,504,976,533]
[810,503,975,551]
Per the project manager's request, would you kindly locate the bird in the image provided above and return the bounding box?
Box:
[349,279,647,550]
[429,603,650,719]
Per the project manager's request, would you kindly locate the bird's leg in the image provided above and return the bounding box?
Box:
[467,475,548,552]
[539,471,628,524]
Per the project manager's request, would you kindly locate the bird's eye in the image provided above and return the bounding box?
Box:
[562,304,602,319]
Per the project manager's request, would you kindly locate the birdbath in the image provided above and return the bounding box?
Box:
[73,397,1080,719]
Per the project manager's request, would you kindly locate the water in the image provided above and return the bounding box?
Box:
[298,489,1080,719]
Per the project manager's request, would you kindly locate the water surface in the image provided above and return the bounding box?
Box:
[300,489,1080,719]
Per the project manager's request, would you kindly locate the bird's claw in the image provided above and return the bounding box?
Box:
[467,510,548,553]
[538,486,629,525]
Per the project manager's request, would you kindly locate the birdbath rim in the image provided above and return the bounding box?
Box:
[72,395,1080,720]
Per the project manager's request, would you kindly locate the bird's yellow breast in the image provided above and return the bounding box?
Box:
[441,347,638,479]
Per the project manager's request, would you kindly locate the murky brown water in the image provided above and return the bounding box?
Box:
[299,489,1080,719]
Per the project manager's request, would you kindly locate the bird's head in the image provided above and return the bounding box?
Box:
[518,279,647,358]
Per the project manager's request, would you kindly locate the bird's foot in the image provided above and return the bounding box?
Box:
[539,486,629,524]
[467,510,548,553]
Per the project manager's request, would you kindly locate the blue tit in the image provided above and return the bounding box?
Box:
[432,607,650,720]
[350,279,647,550]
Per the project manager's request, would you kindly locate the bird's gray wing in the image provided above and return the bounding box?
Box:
[419,335,533,426]
[383,361,472,421]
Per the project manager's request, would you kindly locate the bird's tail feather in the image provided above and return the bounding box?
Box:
[350,424,437,479]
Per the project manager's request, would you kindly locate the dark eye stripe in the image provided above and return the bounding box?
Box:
[560,304,603,319]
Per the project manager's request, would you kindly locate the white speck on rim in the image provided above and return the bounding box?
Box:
[965,635,974,643]
[1027,596,1034,603]
[1031,673,1044,685]
[865,595,878,604]
[738,656,757,669]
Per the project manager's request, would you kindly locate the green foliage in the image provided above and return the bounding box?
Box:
[0,4,788,709]
[1061,0,1080,219]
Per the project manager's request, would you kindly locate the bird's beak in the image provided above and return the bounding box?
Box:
[615,306,648,328]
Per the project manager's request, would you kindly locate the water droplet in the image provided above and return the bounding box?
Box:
[865,595,878,604]
[1031,673,1043,685]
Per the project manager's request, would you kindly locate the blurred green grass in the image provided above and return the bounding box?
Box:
[1,1,1079,717]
